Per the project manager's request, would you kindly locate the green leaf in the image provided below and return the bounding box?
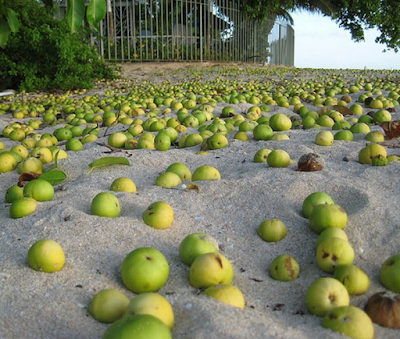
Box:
[87,156,130,174]
[6,8,19,33]
[39,170,67,185]
[0,18,10,48]
[87,0,106,31]
[67,0,86,33]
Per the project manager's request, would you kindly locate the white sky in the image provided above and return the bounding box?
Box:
[291,11,400,70]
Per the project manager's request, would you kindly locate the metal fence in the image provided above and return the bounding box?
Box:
[69,1,294,65]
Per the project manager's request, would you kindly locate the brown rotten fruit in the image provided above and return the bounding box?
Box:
[364,291,400,328]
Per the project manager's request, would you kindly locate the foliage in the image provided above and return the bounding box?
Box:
[0,0,115,92]
[241,0,400,51]
[333,0,400,52]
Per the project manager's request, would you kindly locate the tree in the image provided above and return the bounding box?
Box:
[241,0,400,52]
[0,0,106,48]
[333,0,400,52]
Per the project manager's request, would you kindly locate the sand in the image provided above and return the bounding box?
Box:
[0,63,400,339]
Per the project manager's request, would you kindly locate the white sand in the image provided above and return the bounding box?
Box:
[1,63,400,339]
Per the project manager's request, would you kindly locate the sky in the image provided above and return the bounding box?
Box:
[290,11,400,70]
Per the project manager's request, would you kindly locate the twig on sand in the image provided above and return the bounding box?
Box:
[96,142,130,154]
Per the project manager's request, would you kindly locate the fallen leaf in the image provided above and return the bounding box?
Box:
[18,172,40,186]
[185,184,201,193]
[380,120,400,139]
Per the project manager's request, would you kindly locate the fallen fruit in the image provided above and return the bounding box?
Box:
[27,239,65,273]
[364,291,400,328]
[89,289,129,323]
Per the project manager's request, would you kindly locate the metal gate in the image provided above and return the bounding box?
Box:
[66,1,295,65]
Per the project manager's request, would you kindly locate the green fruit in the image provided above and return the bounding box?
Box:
[371,154,389,166]
[5,185,24,203]
[121,247,169,293]
[302,192,335,219]
[269,113,292,131]
[89,289,129,323]
[257,219,287,242]
[27,239,65,273]
[10,197,37,218]
[110,177,137,193]
[165,162,191,181]
[125,293,174,329]
[155,172,182,188]
[206,133,228,150]
[155,133,171,151]
[254,148,272,163]
[334,130,354,141]
[267,149,292,168]
[91,192,121,217]
[23,179,54,202]
[364,131,385,143]
[359,144,387,164]
[0,152,18,173]
[179,232,219,266]
[333,264,370,295]
[315,131,334,146]
[380,254,400,293]
[65,138,83,151]
[203,285,245,309]
[189,253,234,289]
[102,314,171,339]
[309,203,348,233]
[316,237,355,273]
[316,228,348,248]
[192,165,221,181]
[322,306,374,339]
[143,201,174,229]
[252,124,274,140]
[108,132,128,148]
[269,254,300,281]
[306,277,350,316]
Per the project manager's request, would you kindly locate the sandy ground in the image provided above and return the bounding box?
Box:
[0,63,400,339]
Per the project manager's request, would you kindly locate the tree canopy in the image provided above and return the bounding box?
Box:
[1,0,399,52]
[242,0,400,52]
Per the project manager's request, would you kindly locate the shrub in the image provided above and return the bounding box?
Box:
[0,0,116,92]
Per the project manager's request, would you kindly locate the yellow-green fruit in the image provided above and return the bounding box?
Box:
[310,203,348,233]
[189,253,234,289]
[155,172,182,188]
[192,165,221,181]
[143,201,174,229]
[0,152,18,173]
[27,239,65,273]
[316,228,348,247]
[91,192,121,217]
[322,306,374,339]
[18,157,43,174]
[203,285,245,309]
[125,293,174,329]
[110,177,137,193]
[257,219,287,242]
[270,254,300,281]
[267,149,292,168]
[302,192,335,219]
[358,144,387,164]
[165,162,192,181]
[5,185,24,203]
[89,289,129,323]
[102,314,172,339]
[23,179,54,202]
[10,197,37,218]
